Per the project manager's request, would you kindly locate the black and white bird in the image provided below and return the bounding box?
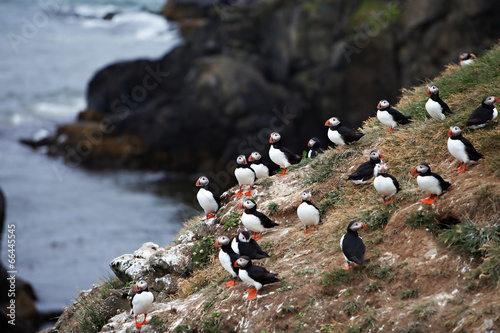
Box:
[459,52,475,66]
[195,176,221,220]
[340,220,367,270]
[373,162,400,205]
[413,163,451,204]
[307,137,324,158]
[231,230,269,260]
[130,280,154,329]
[466,96,499,129]
[296,190,321,234]
[269,132,301,176]
[325,117,364,148]
[376,100,412,132]
[215,235,240,287]
[447,125,483,172]
[239,199,279,241]
[233,256,280,300]
[425,85,452,120]
[248,152,270,179]
[346,149,384,184]
[234,155,256,197]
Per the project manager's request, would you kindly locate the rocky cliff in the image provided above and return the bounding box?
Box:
[42,44,500,332]
[39,0,500,174]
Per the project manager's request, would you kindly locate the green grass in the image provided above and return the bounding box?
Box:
[322,262,395,286]
[359,207,394,230]
[267,201,279,215]
[73,293,112,333]
[303,149,358,186]
[399,288,419,299]
[317,188,344,216]
[412,301,437,320]
[223,211,240,231]
[404,208,438,230]
[342,299,361,316]
[192,236,216,271]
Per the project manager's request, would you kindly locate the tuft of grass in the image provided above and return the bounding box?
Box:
[303,149,358,186]
[404,208,438,230]
[267,201,279,215]
[317,188,344,216]
[191,236,217,271]
[411,301,437,320]
[362,280,382,293]
[223,211,241,231]
[280,304,295,313]
[201,315,221,333]
[399,322,424,333]
[342,299,361,316]
[399,288,419,299]
[74,293,112,333]
[259,178,273,189]
[174,324,195,333]
[359,207,394,230]
[477,240,500,285]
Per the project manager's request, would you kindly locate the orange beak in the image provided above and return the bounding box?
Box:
[324,120,331,126]
[214,240,220,247]
[361,223,367,229]
[248,155,254,161]
[195,179,202,186]
[426,88,431,96]
[134,284,138,292]
[377,102,381,109]
[269,136,274,143]
[447,128,452,136]
[412,167,417,176]
[238,203,244,209]
[494,96,499,103]
[379,153,384,159]
[307,140,312,147]
[233,261,240,268]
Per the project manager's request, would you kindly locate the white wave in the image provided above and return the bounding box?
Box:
[32,99,85,119]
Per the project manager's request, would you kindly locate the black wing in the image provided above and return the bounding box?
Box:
[387,107,412,124]
[338,126,364,144]
[342,233,365,265]
[466,106,493,127]
[249,239,270,258]
[347,160,374,180]
[281,146,302,165]
[430,172,451,192]
[211,190,221,210]
[253,211,279,228]
[437,98,453,115]
[248,265,280,285]
[238,242,269,259]
[388,173,401,192]
[459,137,484,161]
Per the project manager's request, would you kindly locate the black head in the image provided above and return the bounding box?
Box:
[248,152,262,162]
[134,280,148,292]
[238,231,251,242]
[236,155,248,165]
[269,132,281,144]
[374,162,388,176]
[234,256,251,268]
[239,199,257,210]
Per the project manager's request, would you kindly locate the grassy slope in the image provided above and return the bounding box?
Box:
[54,44,500,333]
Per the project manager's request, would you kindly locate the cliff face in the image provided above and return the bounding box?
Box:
[48,0,500,173]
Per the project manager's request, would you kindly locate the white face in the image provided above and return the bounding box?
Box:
[369,150,381,161]
[374,162,387,175]
[449,125,461,136]
[301,191,312,201]
[378,100,389,109]
[459,52,469,60]
[483,96,499,105]
[250,152,262,161]
[325,117,340,127]
[308,138,317,147]
[270,132,281,143]
[428,85,439,94]
[235,257,250,267]
[196,176,209,186]
[217,235,230,246]
[242,199,256,209]
[415,164,429,174]
[349,220,366,231]
[237,155,247,165]
[136,280,148,291]
[238,232,249,242]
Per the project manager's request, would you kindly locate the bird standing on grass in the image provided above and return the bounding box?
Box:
[340,220,367,270]
[215,235,240,287]
[269,132,302,177]
[248,152,270,179]
[307,137,324,158]
[239,199,279,241]
[425,85,452,120]
[373,162,400,205]
[233,256,280,300]
[466,96,499,129]
[376,100,412,132]
[447,126,483,173]
[297,190,321,234]
[325,117,364,148]
[234,155,256,197]
[459,52,475,66]
[195,176,220,220]
[413,163,451,204]
[231,230,269,260]
[130,280,154,329]
[346,149,384,185]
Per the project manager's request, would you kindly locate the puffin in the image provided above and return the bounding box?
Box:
[130,280,154,329]
[413,163,451,204]
[346,149,384,184]
[376,100,412,132]
[195,176,221,220]
[233,256,280,300]
[234,155,256,197]
[459,52,475,66]
[231,230,269,259]
[466,96,499,129]
[325,117,364,148]
[373,162,400,205]
[248,152,270,179]
[447,125,483,172]
[307,137,324,158]
[425,85,452,120]
[269,132,301,176]
[215,235,240,287]
[340,220,367,270]
[239,199,279,241]
[296,190,321,234]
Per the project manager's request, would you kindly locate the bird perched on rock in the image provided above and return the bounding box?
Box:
[215,235,240,287]
[234,155,256,197]
[233,256,280,300]
[347,149,384,184]
[466,96,499,129]
[307,137,324,158]
[325,117,364,148]
[447,125,483,172]
[269,132,301,176]
[248,152,270,179]
[130,280,154,329]
[231,230,269,260]
[239,199,278,241]
[297,190,321,234]
[413,163,451,204]
[459,52,475,66]
[340,220,367,270]
[425,85,452,120]
[373,162,400,205]
[195,176,221,220]
[376,100,412,132]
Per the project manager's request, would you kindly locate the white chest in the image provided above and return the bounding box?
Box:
[218,249,236,277]
[327,128,345,146]
[231,238,240,254]
[241,212,264,232]
[197,188,218,213]
[235,167,255,185]
[250,163,269,179]
[447,138,469,163]
[132,292,154,315]
[269,146,290,168]
[377,110,397,128]
[238,269,262,290]
[373,176,397,197]
[492,108,498,121]
[417,175,442,195]
[297,202,320,226]
[425,99,445,120]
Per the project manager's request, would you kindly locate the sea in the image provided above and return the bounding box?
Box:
[0,0,199,322]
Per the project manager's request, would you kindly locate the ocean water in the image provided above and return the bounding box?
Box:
[0,0,198,317]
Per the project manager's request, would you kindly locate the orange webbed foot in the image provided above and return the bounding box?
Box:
[247,288,258,300]
[244,191,252,196]
[225,279,236,288]
[385,196,394,205]
[385,127,394,133]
